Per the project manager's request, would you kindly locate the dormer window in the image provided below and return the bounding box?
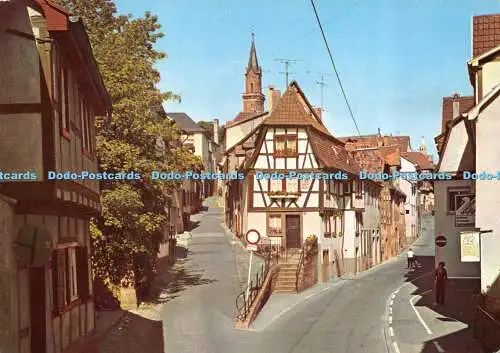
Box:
[274,134,298,157]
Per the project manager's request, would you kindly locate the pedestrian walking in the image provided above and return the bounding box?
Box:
[407,248,415,268]
[434,261,448,306]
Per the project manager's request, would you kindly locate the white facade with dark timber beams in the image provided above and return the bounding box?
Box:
[228,81,366,278]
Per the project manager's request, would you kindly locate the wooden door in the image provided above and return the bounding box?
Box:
[30,266,46,353]
[322,250,329,282]
[285,215,301,249]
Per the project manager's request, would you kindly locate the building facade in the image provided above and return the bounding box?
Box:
[0,1,111,352]
[435,14,500,292]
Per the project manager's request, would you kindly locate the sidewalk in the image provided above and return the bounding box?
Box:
[221,222,265,290]
[398,268,484,353]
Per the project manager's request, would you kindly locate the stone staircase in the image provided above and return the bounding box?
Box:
[273,253,302,293]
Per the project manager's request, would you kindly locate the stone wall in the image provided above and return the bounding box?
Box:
[298,253,318,292]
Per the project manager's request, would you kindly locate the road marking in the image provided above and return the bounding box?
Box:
[389,307,392,314]
[388,315,393,324]
[410,295,433,335]
[395,289,400,294]
[433,341,445,352]
[393,341,401,353]
[389,326,394,337]
[390,299,394,306]
[253,283,341,331]
[391,293,396,299]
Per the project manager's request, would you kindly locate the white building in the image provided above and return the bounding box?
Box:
[435,14,500,295]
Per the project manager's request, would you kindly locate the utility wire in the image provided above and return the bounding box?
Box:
[310,0,361,136]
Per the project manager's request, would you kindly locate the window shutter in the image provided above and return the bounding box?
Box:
[76,246,90,300]
[54,249,67,311]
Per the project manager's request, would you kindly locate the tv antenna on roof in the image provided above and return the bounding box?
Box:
[275,58,300,88]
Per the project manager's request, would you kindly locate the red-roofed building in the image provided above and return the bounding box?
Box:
[0,1,112,352]
[433,13,500,313]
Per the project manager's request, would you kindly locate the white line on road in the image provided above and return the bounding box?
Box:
[390,299,394,306]
[389,326,394,337]
[389,307,392,314]
[433,341,445,352]
[253,283,339,331]
[391,293,396,299]
[410,295,433,335]
[393,341,401,353]
[389,315,393,324]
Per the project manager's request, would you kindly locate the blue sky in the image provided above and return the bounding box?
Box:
[114,0,500,158]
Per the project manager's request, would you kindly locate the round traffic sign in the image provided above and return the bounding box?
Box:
[245,229,261,245]
[435,235,447,247]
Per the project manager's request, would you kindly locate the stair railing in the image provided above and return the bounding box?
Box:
[235,254,272,322]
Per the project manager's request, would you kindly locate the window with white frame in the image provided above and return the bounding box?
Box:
[270,179,282,192]
[286,178,299,193]
[268,214,282,235]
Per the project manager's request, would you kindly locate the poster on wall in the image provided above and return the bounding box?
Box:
[455,194,475,227]
[460,231,480,262]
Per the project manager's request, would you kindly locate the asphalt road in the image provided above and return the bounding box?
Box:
[159,203,436,353]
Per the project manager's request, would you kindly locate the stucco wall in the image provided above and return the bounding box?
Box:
[482,61,500,98]
[400,157,417,241]
[476,97,500,294]
[0,195,17,353]
[226,116,266,151]
[434,180,479,278]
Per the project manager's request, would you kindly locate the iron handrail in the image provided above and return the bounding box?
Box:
[236,254,272,321]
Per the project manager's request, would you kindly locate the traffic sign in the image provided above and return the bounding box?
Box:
[435,235,447,247]
[245,229,261,245]
[246,244,258,252]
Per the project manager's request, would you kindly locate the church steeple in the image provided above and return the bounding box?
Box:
[247,33,260,74]
[243,33,265,113]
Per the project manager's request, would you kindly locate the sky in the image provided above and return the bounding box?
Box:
[114,0,500,158]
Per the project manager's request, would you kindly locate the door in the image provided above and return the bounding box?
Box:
[285,215,301,248]
[30,266,46,353]
[322,250,329,282]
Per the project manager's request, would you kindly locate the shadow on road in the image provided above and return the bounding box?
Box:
[144,252,217,305]
[97,311,165,353]
[403,255,482,353]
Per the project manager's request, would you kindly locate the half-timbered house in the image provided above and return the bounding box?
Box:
[225,81,370,283]
[0,1,111,352]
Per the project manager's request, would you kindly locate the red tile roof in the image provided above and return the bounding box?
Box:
[226,111,267,127]
[378,146,401,167]
[262,82,331,135]
[338,135,410,152]
[472,14,500,58]
[441,95,475,133]
[309,130,360,175]
[402,151,434,170]
[352,149,385,173]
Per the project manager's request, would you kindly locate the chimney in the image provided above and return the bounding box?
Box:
[452,93,460,118]
[313,107,322,122]
[268,86,281,112]
[213,118,219,145]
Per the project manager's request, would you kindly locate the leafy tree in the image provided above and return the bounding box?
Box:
[197,120,224,143]
[58,0,201,286]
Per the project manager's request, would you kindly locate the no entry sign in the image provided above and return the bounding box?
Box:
[435,235,447,247]
[245,229,261,245]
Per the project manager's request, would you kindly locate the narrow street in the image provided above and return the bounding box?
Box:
[152,202,475,353]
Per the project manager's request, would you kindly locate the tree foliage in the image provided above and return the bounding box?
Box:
[58,0,201,285]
